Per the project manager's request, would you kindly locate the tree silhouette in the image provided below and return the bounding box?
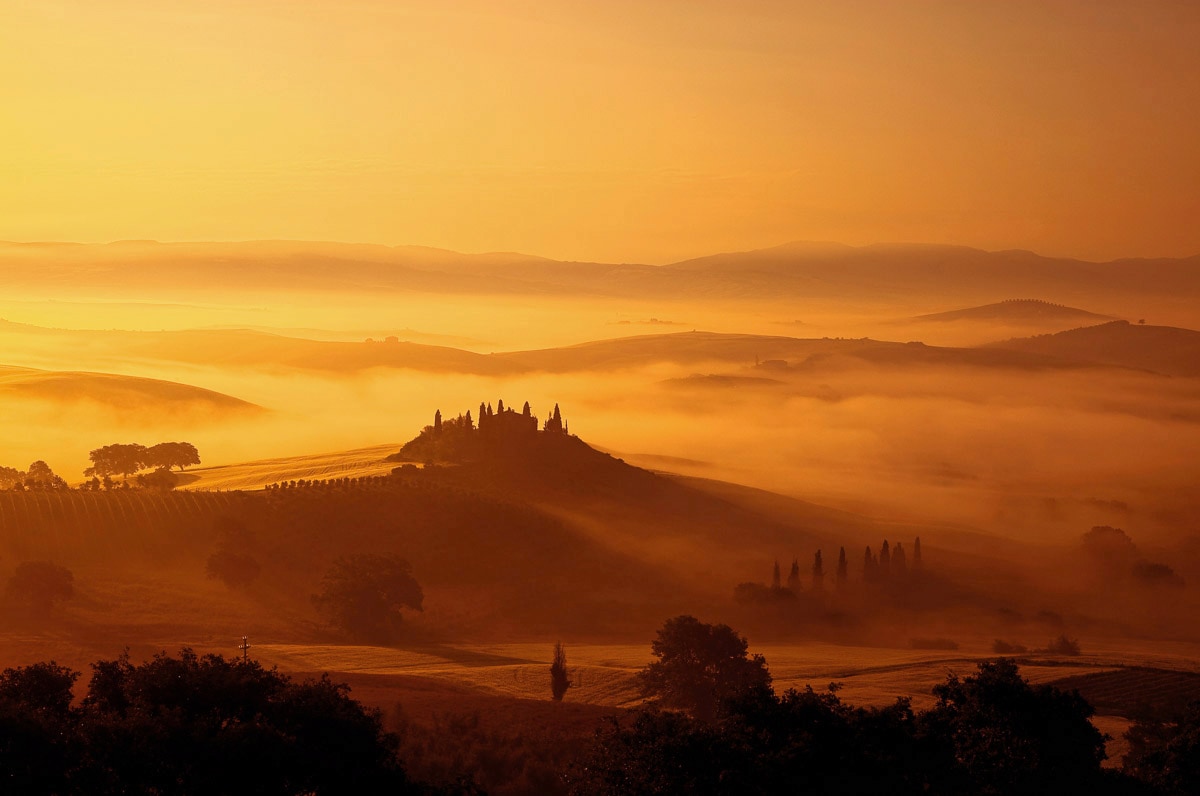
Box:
[786,558,801,592]
[811,550,824,591]
[920,658,1106,793]
[0,466,25,490]
[144,442,200,472]
[313,554,423,644]
[85,444,147,483]
[893,543,907,577]
[879,540,891,578]
[0,661,79,793]
[5,561,74,617]
[771,560,782,590]
[24,461,67,490]
[863,546,878,583]
[80,649,411,793]
[836,547,848,589]
[637,615,771,722]
[550,642,572,702]
[913,536,923,572]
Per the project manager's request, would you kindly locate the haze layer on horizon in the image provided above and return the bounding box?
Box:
[4,1,1199,264]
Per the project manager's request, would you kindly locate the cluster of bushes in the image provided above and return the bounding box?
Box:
[2,561,74,619]
[265,474,391,491]
[565,616,1187,795]
[993,634,1082,656]
[81,442,200,490]
[0,461,68,491]
[0,650,413,794]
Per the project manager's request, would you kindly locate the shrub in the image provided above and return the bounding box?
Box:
[205,550,262,587]
[313,554,423,644]
[1043,634,1082,656]
[5,561,74,616]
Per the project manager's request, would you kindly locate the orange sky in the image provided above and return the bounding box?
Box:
[2,0,1198,263]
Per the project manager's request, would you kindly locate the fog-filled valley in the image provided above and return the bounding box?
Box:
[2,240,1199,793]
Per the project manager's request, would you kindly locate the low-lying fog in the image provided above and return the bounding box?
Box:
[1,290,1196,550]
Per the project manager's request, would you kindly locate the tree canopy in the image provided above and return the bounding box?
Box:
[145,441,201,471]
[637,615,772,722]
[575,656,1121,796]
[4,561,74,617]
[313,554,424,644]
[85,444,147,481]
[0,649,413,794]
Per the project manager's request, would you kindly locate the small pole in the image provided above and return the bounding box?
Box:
[240,636,250,662]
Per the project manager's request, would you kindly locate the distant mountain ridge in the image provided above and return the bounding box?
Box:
[2,239,1198,304]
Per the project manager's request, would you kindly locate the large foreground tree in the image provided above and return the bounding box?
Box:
[637,615,771,722]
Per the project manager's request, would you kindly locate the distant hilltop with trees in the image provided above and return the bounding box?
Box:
[389,400,573,464]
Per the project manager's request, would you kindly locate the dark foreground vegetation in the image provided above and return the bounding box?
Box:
[3,623,1198,795]
[0,649,412,795]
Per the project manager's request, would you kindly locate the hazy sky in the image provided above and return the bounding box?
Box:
[3,1,1198,263]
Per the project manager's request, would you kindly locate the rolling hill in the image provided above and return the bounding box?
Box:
[908,299,1116,325]
[0,364,262,412]
[0,321,1118,377]
[987,321,1200,378]
[497,331,1122,374]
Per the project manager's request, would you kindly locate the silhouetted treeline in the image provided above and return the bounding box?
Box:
[569,617,1173,795]
[0,649,416,795]
[0,460,68,491]
[0,443,198,493]
[737,537,926,605]
[392,401,572,464]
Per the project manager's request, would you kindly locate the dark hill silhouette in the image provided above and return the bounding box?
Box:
[987,321,1200,378]
[908,299,1116,325]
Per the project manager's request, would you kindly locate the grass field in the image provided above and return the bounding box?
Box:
[176,444,400,491]
[241,638,1200,769]
[248,638,1200,713]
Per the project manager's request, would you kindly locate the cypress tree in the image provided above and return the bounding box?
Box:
[893,542,907,577]
[913,536,923,572]
[836,546,848,588]
[863,546,877,583]
[812,550,824,590]
[880,540,891,577]
[550,642,571,701]
[771,560,782,590]
[787,558,801,592]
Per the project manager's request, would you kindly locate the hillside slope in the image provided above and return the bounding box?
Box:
[987,321,1200,378]
[0,364,262,412]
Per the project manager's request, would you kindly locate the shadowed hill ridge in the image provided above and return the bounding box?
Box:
[987,321,1200,377]
[909,299,1116,324]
